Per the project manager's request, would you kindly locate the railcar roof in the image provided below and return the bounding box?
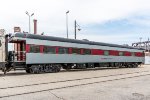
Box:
[13,33,144,50]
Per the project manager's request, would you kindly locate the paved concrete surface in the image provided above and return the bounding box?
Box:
[0,65,150,100]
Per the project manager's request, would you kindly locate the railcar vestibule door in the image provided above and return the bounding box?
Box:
[14,40,26,61]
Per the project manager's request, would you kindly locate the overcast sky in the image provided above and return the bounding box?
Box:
[0,0,150,45]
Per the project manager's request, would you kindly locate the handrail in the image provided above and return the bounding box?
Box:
[13,51,26,61]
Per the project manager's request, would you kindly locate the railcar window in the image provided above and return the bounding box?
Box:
[72,48,81,54]
[142,51,145,56]
[104,51,109,56]
[83,49,91,55]
[30,45,40,53]
[43,46,55,54]
[119,52,124,56]
[58,48,69,54]
[131,52,135,56]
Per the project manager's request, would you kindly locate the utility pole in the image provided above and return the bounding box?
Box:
[75,20,77,39]
[66,11,69,38]
[74,20,81,39]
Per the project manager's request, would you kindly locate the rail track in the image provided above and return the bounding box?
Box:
[0,70,148,90]
[0,70,150,98]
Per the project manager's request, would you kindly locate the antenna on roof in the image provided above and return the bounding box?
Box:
[41,32,44,35]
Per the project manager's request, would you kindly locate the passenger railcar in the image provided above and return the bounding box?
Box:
[0,32,145,74]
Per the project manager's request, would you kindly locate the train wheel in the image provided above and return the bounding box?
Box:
[133,63,138,68]
[62,64,72,70]
[56,65,61,72]
[125,64,130,68]
[51,64,61,72]
[135,63,139,68]
[26,69,31,73]
[30,65,40,74]
[118,63,123,68]
[2,67,7,74]
[44,65,51,73]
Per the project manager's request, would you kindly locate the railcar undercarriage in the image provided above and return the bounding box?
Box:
[25,64,61,74]
[9,62,140,74]
[2,62,141,74]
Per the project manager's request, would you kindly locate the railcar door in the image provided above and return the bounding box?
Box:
[14,41,26,62]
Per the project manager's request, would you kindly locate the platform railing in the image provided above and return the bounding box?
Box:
[14,51,26,62]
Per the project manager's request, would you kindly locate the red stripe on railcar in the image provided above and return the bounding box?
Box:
[40,45,43,53]
[135,52,143,57]
[124,51,131,56]
[80,49,84,55]
[69,48,72,54]
[109,50,119,56]
[91,49,104,55]
[55,47,59,54]
[26,44,30,53]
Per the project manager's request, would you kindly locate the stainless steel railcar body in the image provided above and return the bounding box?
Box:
[0,32,145,74]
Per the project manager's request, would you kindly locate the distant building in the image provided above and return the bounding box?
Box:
[145,52,150,64]
[132,40,150,52]
[132,40,150,64]
[14,27,21,33]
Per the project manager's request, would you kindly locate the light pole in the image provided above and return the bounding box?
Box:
[66,11,69,38]
[26,11,34,33]
[74,20,81,39]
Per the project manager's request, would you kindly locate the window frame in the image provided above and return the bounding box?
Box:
[131,52,135,56]
[119,51,124,56]
[82,49,91,55]
[29,45,40,53]
[58,47,69,54]
[43,46,56,54]
[104,50,109,56]
[72,48,81,54]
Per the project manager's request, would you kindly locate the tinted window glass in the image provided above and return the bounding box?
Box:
[119,52,124,56]
[72,48,81,54]
[83,49,91,55]
[30,45,40,53]
[104,51,109,56]
[58,48,69,54]
[43,46,55,53]
[131,52,135,56]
